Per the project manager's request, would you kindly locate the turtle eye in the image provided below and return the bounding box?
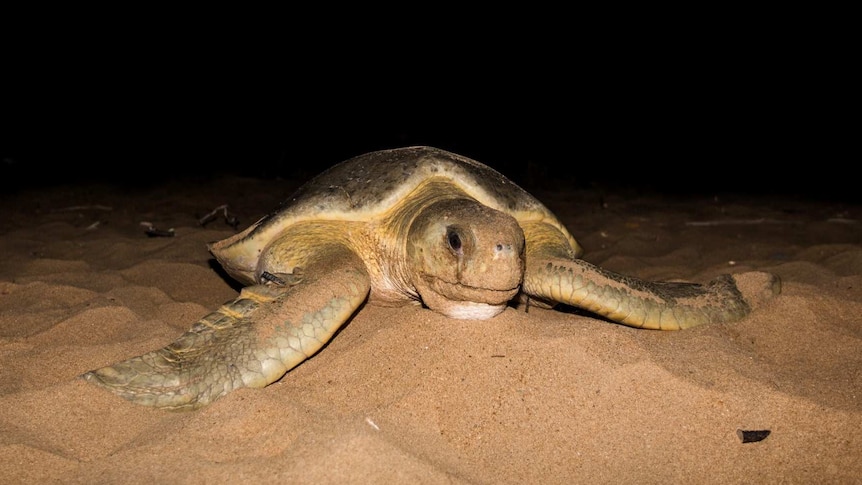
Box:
[446,227,462,254]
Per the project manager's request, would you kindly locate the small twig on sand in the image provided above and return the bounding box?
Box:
[51,205,113,213]
[199,204,240,229]
[827,217,858,224]
[140,221,175,237]
[685,219,802,226]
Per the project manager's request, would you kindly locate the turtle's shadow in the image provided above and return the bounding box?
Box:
[520,300,621,326]
[207,258,245,293]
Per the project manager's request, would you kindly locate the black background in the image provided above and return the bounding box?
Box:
[2,31,853,202]
[3,90,851,202]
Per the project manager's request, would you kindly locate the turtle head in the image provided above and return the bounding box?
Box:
[406,198,525,319]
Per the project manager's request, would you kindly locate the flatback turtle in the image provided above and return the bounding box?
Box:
[82,146,780,410]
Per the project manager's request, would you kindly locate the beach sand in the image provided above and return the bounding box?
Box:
[1,174,860,484]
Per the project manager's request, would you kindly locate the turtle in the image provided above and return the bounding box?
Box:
[82,146,780,411]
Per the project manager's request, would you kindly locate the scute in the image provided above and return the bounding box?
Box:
[208,146,578,284]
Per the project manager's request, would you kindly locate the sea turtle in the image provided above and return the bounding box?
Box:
[82,146,780,410]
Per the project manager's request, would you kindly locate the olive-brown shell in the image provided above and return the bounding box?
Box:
[209,146,577,284]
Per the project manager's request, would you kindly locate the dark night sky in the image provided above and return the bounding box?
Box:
[1,57,853,202]
[0,10,854,204]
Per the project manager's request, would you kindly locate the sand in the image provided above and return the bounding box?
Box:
[1,174,860,484]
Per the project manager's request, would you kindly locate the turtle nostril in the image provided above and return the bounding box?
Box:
[494,243,515,254]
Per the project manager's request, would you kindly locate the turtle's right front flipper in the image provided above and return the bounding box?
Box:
[82,250,370,411]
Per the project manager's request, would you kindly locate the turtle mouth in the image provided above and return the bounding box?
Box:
[422,274,519,305]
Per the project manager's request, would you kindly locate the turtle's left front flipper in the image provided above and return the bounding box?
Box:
[82,246,370,410]
[520,222,780,330]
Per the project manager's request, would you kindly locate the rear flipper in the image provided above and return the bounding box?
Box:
[82,256,370,410]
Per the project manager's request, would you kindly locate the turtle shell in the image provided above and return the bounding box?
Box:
[208,146,579,284]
